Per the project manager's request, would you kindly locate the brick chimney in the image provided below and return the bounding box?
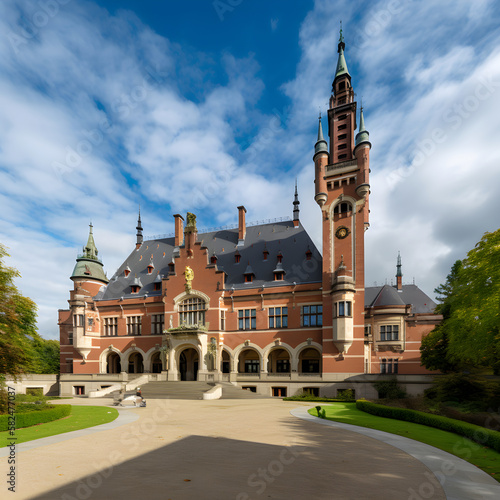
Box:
[237,206,246,245]
[174,214,184,247]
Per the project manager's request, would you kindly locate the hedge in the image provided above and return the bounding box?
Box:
[284,396,356,403]
[0,405,72,431]
[356,400,500,453]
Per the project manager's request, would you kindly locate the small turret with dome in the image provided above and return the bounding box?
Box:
[71,223,108,284]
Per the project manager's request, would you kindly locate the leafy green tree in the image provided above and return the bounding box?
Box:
[422,230,500,373]
[420,260,462,373]
[446,229,500,372]
[0,244,39,377]
[31,338,60,374]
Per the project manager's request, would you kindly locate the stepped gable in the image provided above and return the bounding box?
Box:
[98,220,322,300]
[365,284,437,314]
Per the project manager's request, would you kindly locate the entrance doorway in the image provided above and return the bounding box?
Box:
[179,348,199,381]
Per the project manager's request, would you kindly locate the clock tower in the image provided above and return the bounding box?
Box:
[314,29,371,373]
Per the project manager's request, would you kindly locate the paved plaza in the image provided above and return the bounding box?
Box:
[2,398,500,499]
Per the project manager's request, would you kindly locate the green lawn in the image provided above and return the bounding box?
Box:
[0,406,119,447]
[308,403,500,482]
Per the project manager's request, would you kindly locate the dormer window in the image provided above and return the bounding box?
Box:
[305,249,312,261]
[235,253,241,264]
[168,261,175,274]
[245,274,253,283]
[124,268,130,277]
[211,254,217,265]
[277,253,283,264]
[147,265,154,274]
[263,249,269,260]
[274,272,284,281]
[243,263,255,283]
[131,285,140,294]
[154,282,161,291]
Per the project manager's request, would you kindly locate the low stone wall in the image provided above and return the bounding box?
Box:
[202,384,222,400]
[5,375,59,396]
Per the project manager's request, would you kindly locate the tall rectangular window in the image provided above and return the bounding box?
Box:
[238,309,256,330]
[301,305,323,327]
[380,325,399,341]
[220,310,226,331]
[68,331,73,345]
[336,301,352,317]
[103,317,118,336]
[269,307,288,328]
[151,314,164,335]
[73,314,84,327]
[126,316,142,336]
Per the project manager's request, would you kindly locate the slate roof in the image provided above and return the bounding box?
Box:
[97,221,322,301]
[364,284,437,314]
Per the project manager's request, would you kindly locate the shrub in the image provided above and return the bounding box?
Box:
[373,378,407,399]
[0,405,71,431]
[337,389,355,401]
[356,400,500,453]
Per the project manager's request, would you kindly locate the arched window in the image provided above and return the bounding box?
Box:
[179,297,206,327]
[334,202,352,214]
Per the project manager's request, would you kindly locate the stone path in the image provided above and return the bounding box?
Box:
[1,398,498,499]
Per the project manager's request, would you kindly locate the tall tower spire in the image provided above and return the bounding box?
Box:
[136,208,143,250]
[293,180,300,227]
[396,252,403,291]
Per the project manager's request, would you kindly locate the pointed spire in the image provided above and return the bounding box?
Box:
[293,179,300,224]
[84,222,98,260]
[136,207,143,248]
[334,26,350,81]
[314,113,328,156]
[355,106,370,147]
[396,251,402,277]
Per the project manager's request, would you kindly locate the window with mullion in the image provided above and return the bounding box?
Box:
[238,309,256,330]
[151,314,164,334]
[269,307,288,329]
[301,305,323,327]
[380,325,399,341]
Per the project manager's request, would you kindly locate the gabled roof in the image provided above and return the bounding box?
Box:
[98,220,322,300]
[365,284,437,314]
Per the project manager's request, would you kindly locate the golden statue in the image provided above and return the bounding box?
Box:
[184,266,194,292]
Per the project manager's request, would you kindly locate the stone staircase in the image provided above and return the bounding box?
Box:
[133,381,269,400]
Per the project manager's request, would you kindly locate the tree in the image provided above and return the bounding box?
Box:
[31,338,60,374]
[421,230,500,373]
[0,244,39,377]
[420,260,462,373]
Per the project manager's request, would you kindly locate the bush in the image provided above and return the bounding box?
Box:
[428,373,496,410]
[373,378,407,399]
[337,389,355,401]
[283,395,355,402]
[356,400,500,453]
[0,405,71,431]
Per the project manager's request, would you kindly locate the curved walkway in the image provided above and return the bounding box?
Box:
[292,407,500,500]
[1,399,498,499]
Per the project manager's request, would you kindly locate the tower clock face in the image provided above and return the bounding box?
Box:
[335,226,350,239]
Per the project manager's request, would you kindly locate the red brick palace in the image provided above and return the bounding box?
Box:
[59,32,441,397]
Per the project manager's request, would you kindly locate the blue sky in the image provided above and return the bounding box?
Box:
[1,0,500,339]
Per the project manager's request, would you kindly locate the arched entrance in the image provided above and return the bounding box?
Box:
[128,352,144,374]
[299,348,321,373]
[151,352,162,373]
[106,352,121,374]
[238,348,260,373]
[179,348,199,381]
[268,348,290,373]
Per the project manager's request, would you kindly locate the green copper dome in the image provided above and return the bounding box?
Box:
[71,223,108,284]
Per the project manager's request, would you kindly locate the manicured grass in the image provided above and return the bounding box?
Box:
[0,406,119,447]
[308,403,500,482]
